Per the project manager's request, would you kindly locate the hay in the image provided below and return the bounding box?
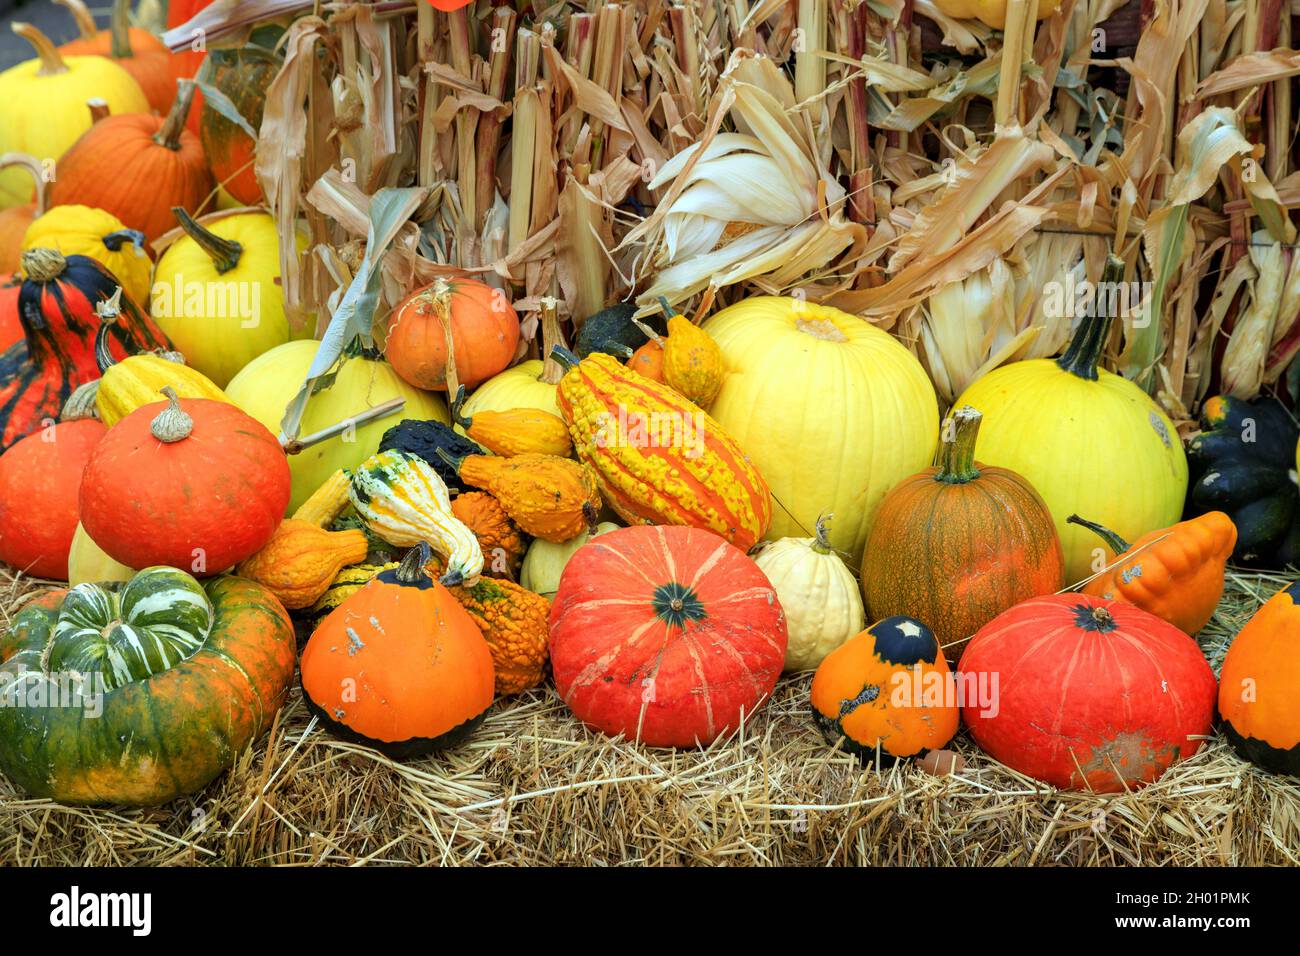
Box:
[2,566,1298,867]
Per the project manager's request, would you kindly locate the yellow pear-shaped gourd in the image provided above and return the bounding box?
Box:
[663,314,724,407]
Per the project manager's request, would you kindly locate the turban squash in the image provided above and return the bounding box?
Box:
[0,570,295,805]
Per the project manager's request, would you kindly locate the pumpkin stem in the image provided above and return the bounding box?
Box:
[155,80,197,151]
[582,501,600,535]
[150,386,194,443]
[20,248,67,283]
[1066,514,1131,555]
[657,296,680,320]
[101,229,147,255]
[173,207,243,274]
[812,514,834,553]
[450,385,471,429]
[87,99,111,123]
[61,381,101,421]
[109,0,133,59]
[0,153,49,216]
[549,345,581,370]
[12,23,67,76]
[1056,254,1126,381]
[396,542,434,585]
[434,446,467,474]
[934,405,982,484]
[430,277,461,400]
[539,296,569,385]
[52,0,98,41]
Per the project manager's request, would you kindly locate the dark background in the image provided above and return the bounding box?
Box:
[0,0,107,69]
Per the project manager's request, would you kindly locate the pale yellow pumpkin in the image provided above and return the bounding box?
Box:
[460,359,561,423]
[67,521,134,586]
[519,521,619,599]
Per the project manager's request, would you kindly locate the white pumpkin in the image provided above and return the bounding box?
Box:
[520,522,619,599]
[753,517,864,671]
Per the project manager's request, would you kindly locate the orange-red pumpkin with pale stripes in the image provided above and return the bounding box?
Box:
[549,525,787,747]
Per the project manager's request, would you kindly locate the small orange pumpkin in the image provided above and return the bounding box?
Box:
[628,339,665,382]
[386,278,520,392]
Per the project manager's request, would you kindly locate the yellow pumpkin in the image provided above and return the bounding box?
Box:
[225,339,449,514]
[930,0,1060,29]
[460,360,561,424]
[151,210,289,387]
[702,297,939,564]
[22,205,152,306]
[67,521,135,586]
[0,25,149,208]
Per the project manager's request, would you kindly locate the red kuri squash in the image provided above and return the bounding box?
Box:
[387,277,521,392]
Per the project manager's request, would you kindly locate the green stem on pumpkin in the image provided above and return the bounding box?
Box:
[1066,514,1131,555]
[12,23,68,77]
[155,80,197,151]
[549,344,581,370]
[109,0,133,59]
[934,405,982,484]
[1056,254,1126,381]
[101,229,147,254]
[150,387,193,443]
[172,207,243,275]
[450,385,472,430]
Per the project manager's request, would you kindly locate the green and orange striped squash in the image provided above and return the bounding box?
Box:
[552,348,771,550]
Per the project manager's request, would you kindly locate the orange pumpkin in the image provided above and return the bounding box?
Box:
[56,0,176,113]
[199,44,279,204]
[628,339,665,382]
[386,278,521,392]
[0,154,47,275]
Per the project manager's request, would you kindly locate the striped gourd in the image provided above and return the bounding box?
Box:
[348,450,484,584]
[46,567,212,691]
[553,349,772,550]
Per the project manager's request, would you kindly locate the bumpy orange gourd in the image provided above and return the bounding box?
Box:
[1069,511,1237,635]
[553,348,771,550]
[662,315,724,407]
[452,387,572,458]
[447,575,550,695]
[450,491,527,578]
[444,451,601,543]
[235,519,370,610]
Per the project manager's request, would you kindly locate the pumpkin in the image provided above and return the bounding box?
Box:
[225,340,449,514]
[235,520,370,610]
[0,418,105,579]
[754,515,864,672]
[450,387,572,459]
[460,359,562,420]
[447,575,550,696]
[199,43,281,204]
[519,521,620,599]
[862,405,1065,658]
[574,302,666,359]
[49,80,212,241]
[810,616,958,761]
[22,205,153,307]
[549,525,787,747]
[930,0,1060,29]
[958,594,1218,791]
[166,0,212,82]
[56,0,176,113]
[80,388,290,573]
[0,154,47,275]
[554,348,773,550]
[628,338,665,382]
[150,209,288,388]
[1068,511,1236,635]
[0,24,149,209]
[702,296,938,563]
[1219,581,1300,776]
[300,544,495,757]
[378,418,485,492]
[451,492,527,579]
[662,313,724,407]
[444,450,603,543]
[0,251,168,451]
[347,450,484,585]
[306,561,399,631]
[0,571,295,805]
[386,277,521,392]
[1186,395,1300,566]
[67,521,134,586]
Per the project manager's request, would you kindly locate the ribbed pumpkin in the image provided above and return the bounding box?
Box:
[1219,581,1300,776]
[954,256,1188,584]
[22,205,152,307]
[300,544,495,757]
[49,80,212,241]
[56,0,176,113]
[0,572,295,805]
[67,521,135,586]
[549,525,787,747]
[150,209,288,387]
[199,43,280,205]
[754,516,864,672]
[520,521,619,599]
[387,278,521,392]
[0,251,168,451]
[460,359,561,419]
[79,389,290,573]
[0,418,105,579]
[554,349,772,550]
[959,594,1217,792]
[702,296,939,564]
[0,24,148,209]
[226,340,449,513]
[862,406,1065,659]
[0,154,46,275]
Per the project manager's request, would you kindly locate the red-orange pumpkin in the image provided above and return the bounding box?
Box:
[79,389,289,574]
[386,278,521,392]
[958,594,1217,792]
[57,0,176,113]
[0,418,105,579]
[549,525,787,747]
[167,0,213,87]
[199,44,280,204]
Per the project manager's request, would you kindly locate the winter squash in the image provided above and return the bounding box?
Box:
[347,450,484,585]
[56,0,176,113]
[226,340,449,514]
[48,80,213,241]
[235,520,369,610]
[79,388,290,573]
[954,256,1187,583]
[0,418,105,579]
[199,43,281,204]
[446,575,550,696]
[554,348,773,550]
[628,339,665,382]
[451,492,527,579]
[67,521,134,586]
[1187,395,1299,566]
[22,205,152,307]
[549,525,787,747]
[442,450,602,543]
[1069,512,1236,635]
[300,544,495,757]
[0,571,295,805]
[150,209,288,387]
[662,312,724,407]
[378,418,485,492]
[459,359,562,420]
[0,154,47,275]
[862,406,1065,658]
[451,387,572,458]
[519,521,619,599]
[930,0,1060,29]
[810,616,958,761]
[574,302,666,359]
[386,278,521,392]
[754,515,865,672]
[1219,581,1300,776]
[959,594,1218,791]
[0,24,148,209]
[0,252,169,451]
[703,296,939,563]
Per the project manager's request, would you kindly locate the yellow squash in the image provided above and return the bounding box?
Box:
[662,314,724,407]
[22,205,152,306]
[452,386,572,458]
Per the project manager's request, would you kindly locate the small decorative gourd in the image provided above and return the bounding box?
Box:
[451,386,573,459]
[447,575,550,696]
[440,449,602,543]
[450,492,527,579]
[628,339,666,382]
[235,520,370,610]
[378,417,485,491]
[662,311,724,407]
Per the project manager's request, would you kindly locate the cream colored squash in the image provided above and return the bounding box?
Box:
[461,360,561,422]
[520,521,619,599]
[702,297,939,565]
[67,521,135,586]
